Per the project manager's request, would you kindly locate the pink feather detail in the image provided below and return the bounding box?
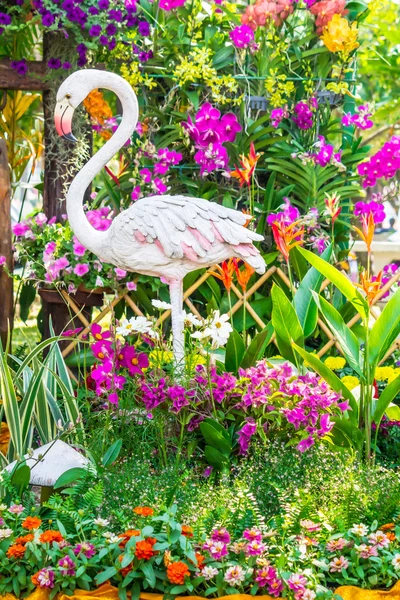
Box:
[181,242,199,262]
[234,243,258,256]
[134,230,147,243]
[188,227,212,250]
[211,223,225,243]
[155,239,165,254]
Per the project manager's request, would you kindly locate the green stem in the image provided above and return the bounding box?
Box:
[242,289,246,347]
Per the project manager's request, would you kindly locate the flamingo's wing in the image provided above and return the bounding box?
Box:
[121,195,264,262]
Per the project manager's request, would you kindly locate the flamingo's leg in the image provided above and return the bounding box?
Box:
[169,278,185,368]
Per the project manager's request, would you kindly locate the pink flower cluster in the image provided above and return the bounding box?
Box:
[309,0,348,34]
[342,104,374,130]
[86,206,113,231]
[132,147,182,200]
[270,106,289,128]
[312,136,342,168]
[255,565,284,597]
[241,0,294,30]
[270,99,317,131]
[354,200,385,223]
[182,104,241,176]
[229,24,255,49]
[236,361,348,453]
[88,323,149,406]
[357,135,400,188]
[159,0,185,11]
[13,212,50,240]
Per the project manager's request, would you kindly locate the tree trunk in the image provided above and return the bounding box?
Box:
[0,140,14,347]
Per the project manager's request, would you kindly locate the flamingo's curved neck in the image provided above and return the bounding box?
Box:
[66,72,139,256]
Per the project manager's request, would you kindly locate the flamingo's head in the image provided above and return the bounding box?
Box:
[54,70,101,143]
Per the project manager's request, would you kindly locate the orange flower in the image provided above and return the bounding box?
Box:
[381,523,395,531]
[353,213,375,254]
[355,270,383,306]
[118,529,141,548]
[135,540,155,560]
[31,572,40,586]
[7,544,26,559]
[118,555,133,578]
[271,220,304,262]
[83,90,113,125]
[211,259,236,292]
[182,525,194,538]
[133,506,154,517]
[39,530,64,544]
[230,143,263,187]
[387,532,396,542]
[164,550,172,567]
[195,553,205,569]
[14,534,34,545]
[22,516,42,530]
[234,259,255,292]
[325,193,342,225]
[167,561,190,584]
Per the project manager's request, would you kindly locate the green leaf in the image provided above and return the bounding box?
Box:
[296,246,367,319]
[225,329,245,374]
[294,245,332,337]
[312,292,362,376]
[369,288,400,366]
[140,562,156,587]
[330,419,364,451]
[54,467,87,489]
[19,282,36,322]
[102,439,122,468]
[200,422,231,457]
[271,284,303,363]
[385,403,400,421]
[95,567,117,586]
[11,464,30,494]
[373,375,400,425]
[240,322,274,369]
[204,446,229,472]
[292,343,358,420]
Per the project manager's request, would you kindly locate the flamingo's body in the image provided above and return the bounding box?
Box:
[55,70,265,364]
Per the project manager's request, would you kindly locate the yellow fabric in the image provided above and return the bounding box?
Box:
[4,582,400,600]
[335,581,400,599]
[0,422,10,456]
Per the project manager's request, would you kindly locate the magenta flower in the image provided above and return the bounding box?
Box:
[115,267,127,279]
[220,113,242,143]
[229,24,255,48]
[34,213,47,226]
[91,340,112,362]
[126,281,137,291]
[246,540,267,555]
[73,263,89,276]
[74,542,96,558]
[210,527,231,543]
[159,0,185,10]
[140,168,152,183]
[292,102,313,130]
[237,418,257,455]
[13,222,31,237]
[131,185,141,201]
[194,143,229,176]
[267,197,300,226]
[58,555,76,576]
[204,540,228,559]
[91,323,111,342]
[267,579,284,597]
[108,392,119,405]
[121,345,149,375]
[270,107,288,128]
[255,566,278,587]
[354,200,385,224]
[63,327,83,337]
[153,178,167,194]
[243,528,263,542]
[0,256,6,267]
[73,236,86,256]
[288,573,307,592]
[36,568,55,589]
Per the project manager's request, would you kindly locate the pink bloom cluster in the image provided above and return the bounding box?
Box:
[270,106,289,128]
[255,565,283,597]
[229,24,255,48]
[267,197,299,226]
[354,200,385,223]
[358,136,400,188]
[13,212,50,240]
[312,136,342,168]
[236,362,348,453]
[372,263,400,299]
[132,147,182,200]
[309,0,348,34]
[342,104,374,130]
[86,206,113,231]
[182,104,241,176]
[292,101,314,130]
[159,0,185,11]
[241,0,294,30]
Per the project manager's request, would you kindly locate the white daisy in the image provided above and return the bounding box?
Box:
[93,518,109,527]
[350,523,368,536]
[0,528,14,539]
[151,299,172,310]
[202,566,219,580]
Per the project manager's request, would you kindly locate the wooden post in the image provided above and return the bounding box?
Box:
[0,140,14,346]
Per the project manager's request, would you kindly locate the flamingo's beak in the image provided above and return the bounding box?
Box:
[54,101,77,143]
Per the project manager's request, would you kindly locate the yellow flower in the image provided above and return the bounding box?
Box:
[375,366,400,383]
[148,350,174,368]
[186,354,206,370]
[324,356,346,371]
[321,14,359,56]
[341,375,360,390]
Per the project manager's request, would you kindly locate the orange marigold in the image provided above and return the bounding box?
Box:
[14,534,34,545]
[22,516,42,530]
[182,525,193,538]
[7,544,26,559]
[167,561,190,584]
[39,530,64,544]
[135,540,155,561]
[195,554,205,569]
[133,506,154,517]
[381,523,395,531]
[31,572,40,586]
[387,532,396,542]
[118,529,140,548]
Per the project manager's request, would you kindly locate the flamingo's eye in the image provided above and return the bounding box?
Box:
[66,93,71,99]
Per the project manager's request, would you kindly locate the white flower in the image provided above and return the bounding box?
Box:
[202,566,219,580]
[224,565,246,585]
[191,330,207,340]
[151,299,172,310]
[368,531,390,548]
[95,276,104,288]
[184,312,203,328]
[392,554,400,570]
[350,523,368,536]
[103,531,120,543]
[302,592,316,600]
[116,316,154,337]
[0,528,14,539]
[94,518,109,527]
[0,504,7,512]
[204,311,233,348]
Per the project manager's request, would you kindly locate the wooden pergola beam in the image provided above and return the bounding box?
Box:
[0,60,47,91]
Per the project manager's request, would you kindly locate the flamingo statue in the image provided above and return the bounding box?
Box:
[54,70,266,365]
